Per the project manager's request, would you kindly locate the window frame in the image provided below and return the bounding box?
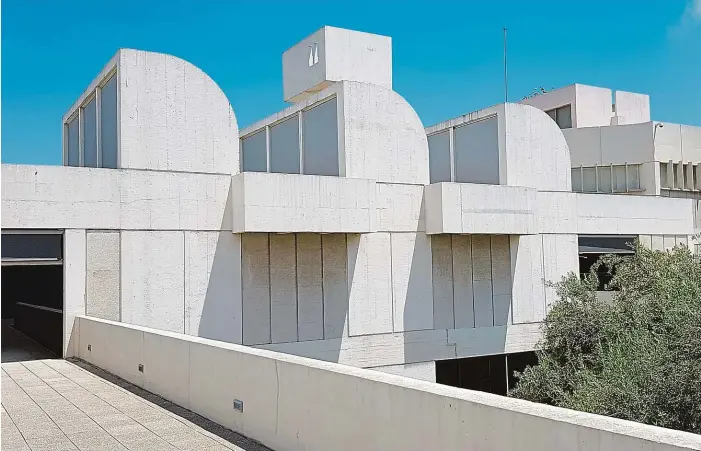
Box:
[239,95,341,177]
[63,66,119,169]
[81,93,99,168]
[544,104,572,129]
[426,114,500,184]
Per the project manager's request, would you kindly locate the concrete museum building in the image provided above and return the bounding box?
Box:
[2,26,699,394]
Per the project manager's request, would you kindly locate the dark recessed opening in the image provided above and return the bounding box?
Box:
[2,265,63,357]
[436,351,538,396]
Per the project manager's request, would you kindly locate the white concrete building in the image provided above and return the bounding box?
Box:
[2,27,698,393]
[521,84,701,251]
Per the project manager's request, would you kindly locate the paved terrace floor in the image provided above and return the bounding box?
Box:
[1,326,271,451]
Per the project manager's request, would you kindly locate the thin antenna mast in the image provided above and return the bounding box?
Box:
[503,27,508,103]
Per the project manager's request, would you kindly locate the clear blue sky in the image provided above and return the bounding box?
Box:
[2,0,700,165]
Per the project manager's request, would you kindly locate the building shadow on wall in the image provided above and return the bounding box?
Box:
[196,184,243,343]
[401,193,456,377]
[197,183,348,363]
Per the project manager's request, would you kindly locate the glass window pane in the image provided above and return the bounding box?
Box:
[557,105,572,129]
[241,130,267,172]
[571,168,582,192]
[270,116,300,174]
[582,167,596,192]
[613,165,626,191]
[546,109,557,121]
[428,131,451,183]
[82,98,98,168]
[693,165,698,190]
[1,234,63,260]
[67,117,80,166]
[100,74,119,168]
[660,163,668,188]
[628,165,640,190]
[303,98,339,176]
[453,116,499,184]
[597,166,612,192]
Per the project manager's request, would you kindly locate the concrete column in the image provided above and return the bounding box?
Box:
[64,229,86,357]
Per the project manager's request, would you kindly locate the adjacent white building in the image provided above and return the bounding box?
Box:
[2,27,698,392]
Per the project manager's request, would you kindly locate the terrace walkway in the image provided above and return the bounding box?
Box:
[1,327,270,451]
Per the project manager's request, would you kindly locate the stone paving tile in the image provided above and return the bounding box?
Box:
[3,329,272,451]
[67,429,129,451]
[25,434,78,451]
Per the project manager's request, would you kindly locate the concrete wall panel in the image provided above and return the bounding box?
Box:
[614,91,650,125]
[449,323,542,359]
[118,49,238,174]
[2,165,120,230]
[471,235,494,328]
[86,231,120,321]
[121,231,185,333]
[390,233,433,332]
[64,229,87,357]
[638,234,653,249]
[342,82,428,185]
[576,193,695,236]
[376,183,424,232]
[452,235,474,329]
[541,234,578,309]
[1,165,233,232]
[511,235,546,324]
[371,362,436,382]
[270,234,298,343]
[233,172,375,233]
[504,103,572,192]
[490,235,512,326]
[242,234,271,345]
[431,235,454,329]
[347,233,393,336]
[321,234,348,339]
[663,235,677,251]
[259,328,453,368]
[184,231,242,344]
[296,234,324,341]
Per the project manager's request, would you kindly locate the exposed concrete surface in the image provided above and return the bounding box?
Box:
[1,331,271,451]
[75,316,701,451]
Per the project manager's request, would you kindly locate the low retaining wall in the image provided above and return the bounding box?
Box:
[72,316,701,451]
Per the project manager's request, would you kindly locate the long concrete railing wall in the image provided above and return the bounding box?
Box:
[73,316,701,451]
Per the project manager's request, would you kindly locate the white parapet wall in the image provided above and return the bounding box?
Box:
[74,316,701,451]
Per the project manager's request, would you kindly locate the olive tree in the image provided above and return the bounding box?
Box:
[510,240,701,434]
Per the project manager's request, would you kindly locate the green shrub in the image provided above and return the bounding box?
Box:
[510,240,701,434]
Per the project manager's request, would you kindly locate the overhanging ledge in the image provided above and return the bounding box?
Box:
[231,172,376,233]
[424,182,537,235]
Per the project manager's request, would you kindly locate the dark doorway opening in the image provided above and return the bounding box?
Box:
[435,351,538,396]
[2,232,64,358]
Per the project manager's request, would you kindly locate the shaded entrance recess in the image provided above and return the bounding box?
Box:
[1,232,64,357]
[435,351,538,396]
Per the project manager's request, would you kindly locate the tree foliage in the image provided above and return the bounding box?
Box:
[510,241,701,434]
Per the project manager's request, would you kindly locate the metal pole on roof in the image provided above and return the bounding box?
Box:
[503,27,508,103]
